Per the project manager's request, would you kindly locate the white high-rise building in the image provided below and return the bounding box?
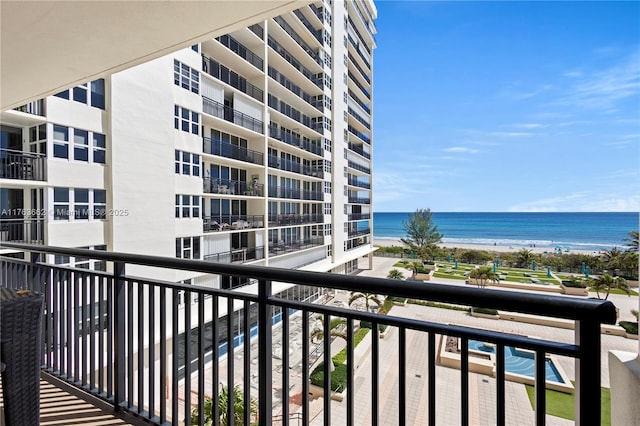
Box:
[1,0,376,295]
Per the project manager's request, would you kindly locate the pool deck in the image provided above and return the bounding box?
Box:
[304,256,637,425]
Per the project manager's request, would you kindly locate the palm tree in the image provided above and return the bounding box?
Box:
[403,260,423,279]
[310,316,347,343]
[387,269,404,280]
[590,274,631,300]
[191,385,258,426]
[515,249,534,268]
[469,266,500,288]
[348,291,383,313]
[623,230,639,252]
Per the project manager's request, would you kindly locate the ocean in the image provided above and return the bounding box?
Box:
[373,212,639,252]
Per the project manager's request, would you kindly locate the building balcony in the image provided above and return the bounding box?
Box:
[347,160,371,175]
[0,217,44,243]
[268,236,324,255]
[0,242,616,426]
[0,148,46,181]
[203,177,264,196]
[203,246,265,263]
[215,34,263,70]
[13,99,46,116]
[348,196,371,205]
[268,154,324,179]
[267,185,323,201]
[202,96,264,134]
[268,125,323,156]
[202,54,264,102]
[267,213,323,226]
[348,228,371,238]
[268,66,323,112]
[203,215,265,232]
[203,136,264,165]
[348,71,371,99]
[348,125,370,144]
[267,35,322,89]
[273,16,321,65]
[348,212,371,221]
[292,9,322,43]
[347,143,370,160]
[268,94,323,133]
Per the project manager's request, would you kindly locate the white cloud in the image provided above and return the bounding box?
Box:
[508,191,640,212]
[490,131,534,137]
[563,71,583,78]
[443,146,479,154]
[512,123,547,129]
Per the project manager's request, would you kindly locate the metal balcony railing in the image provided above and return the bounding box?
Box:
[203,246,265,263]
[268,236,325,255]
[268,125,323,156]
[348,70,371,99]
[348,106,371,130]
[292,9,322,42]
[347,160,371,174]
[267,36,323,89]
[348,125,370,144]
[267,214,324,226]
[273,16,320,64]
[268,66,323,112]
[202,96,264,134]
[348,196,371,204]
[0,242,616,425]
[203,177,264,196]
[248,23,263,40]
[13,99,45,116]
[348,54,371,85]
[268,95,323,133]
[347,176,371,189]
[215,34,263,70]
[203,137,264,165]
[348,88,371,114]
[347,33,371,70]
[0,218,44,243]
[347,228,370,238]
[348,213,371,221]
[203,215,265,232]
[347,143,370,160]
[0,149,46,181]
[268,154,324,179]
[267,186,323,201]
[202,55,264,102]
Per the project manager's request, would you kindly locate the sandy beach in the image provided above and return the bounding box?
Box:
[373,238,598,255]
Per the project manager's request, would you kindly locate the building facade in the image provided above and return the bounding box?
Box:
[1,0,376,296]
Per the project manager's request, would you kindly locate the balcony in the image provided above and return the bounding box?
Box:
[248,23,263,40]
[267,213,324,226]
[203,246,265,263]
[215,34,263,70]
[268,66,323,112]
[203,136,264,165]
[347,160,371,175]
[0,242,616,425]
[0,217,44,243]
[268,94,323,133]
[202,96,264,134]
[0,148,46,181]
[202,55,264,102]
[268,185,323,201]
[269,236,324,255]
[348,196,371,205]
[348,212,371,221]
[273,16,320,64]
[348,228,370,238]
[203,215,265,232]
[292,9,322,42]
[267,35,322,88]
[268,125,323,156]
[203,177,264,196]
[347,143,370,160]
[348,71,371,100]
[268,154,324,179]
[348,125,370,144]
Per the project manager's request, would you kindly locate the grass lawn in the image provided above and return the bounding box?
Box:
[524,384,610,425]
[432,271,468,280]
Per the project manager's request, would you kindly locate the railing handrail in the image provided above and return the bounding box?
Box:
[0,148,46,158]
[0,241,618,323]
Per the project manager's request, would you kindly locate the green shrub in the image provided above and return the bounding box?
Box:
[472,307,499,315]
[619,321,638,335]
[382,298,394,313]
[406,299,469,312]
[387,296,406,303]
[332,328,370,365]
[359,321,388,332]
[310,362,348,392]
[561,280,586,288]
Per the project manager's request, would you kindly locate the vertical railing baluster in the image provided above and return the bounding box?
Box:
[244,300,252,426]
[160,287,167,423]
[197,292,205,426]
[460,336,469,426]
[371,321,379,426]
[127,280,134,408]
[282,307,290,426]
[398,327,406,426]
[346,317,354,426]
[496,343,505,426]
[149,285,156,420]
[575,319,601,425]
[107,275,114,399]
[81,273,88,388]
[89,274,96,391]
[212,294,220,424]
[185,291,192,425]
[322,312,331,425]
[428,332,436,426]
[258,279,273,425]
[138,282,145,414]
[54,268,60,374]
[172,289,179,425]
[66,270,72,378]
[226,296,234,426]
[302,311,309,426]
[114,262,126,411]
[535,350,546,426]
[74,271,81,383]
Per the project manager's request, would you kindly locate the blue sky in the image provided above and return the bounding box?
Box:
[371,1,639,212]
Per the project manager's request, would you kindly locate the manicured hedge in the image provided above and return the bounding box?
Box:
[619,321,638,335]
[472,307,499,315]
[561,280,587,288]
[359,321,388,332]
[310,362,348,392]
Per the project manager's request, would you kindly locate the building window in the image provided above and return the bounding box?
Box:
[54,187,69,220]
[90,79,105,109]
[176,237,200,259]
[175,150,200,176]
[93,133,106,163]
[74,129,89,161]
[324,138,331,152]
[174,105,200,135]
[73,84,88,103]
[94,190,106,219]
[74,189,90,220]
[176,195,200,218]
[324,203,331,215]
[29,124,47,155]
[325,223,332,236]
[324,160,332,174]
[324,182,331,194]
[54,79,105,110]
[173,60,200,94]
[53,124,69,159]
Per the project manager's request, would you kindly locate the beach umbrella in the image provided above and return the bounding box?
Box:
[531,260,537,271]
[547,266,551,278]
[454,259,458,269]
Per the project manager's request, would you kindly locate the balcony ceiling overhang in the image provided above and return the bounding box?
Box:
[1,0,307,111]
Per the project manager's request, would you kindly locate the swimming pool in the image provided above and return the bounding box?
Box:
[468,340,564,383]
